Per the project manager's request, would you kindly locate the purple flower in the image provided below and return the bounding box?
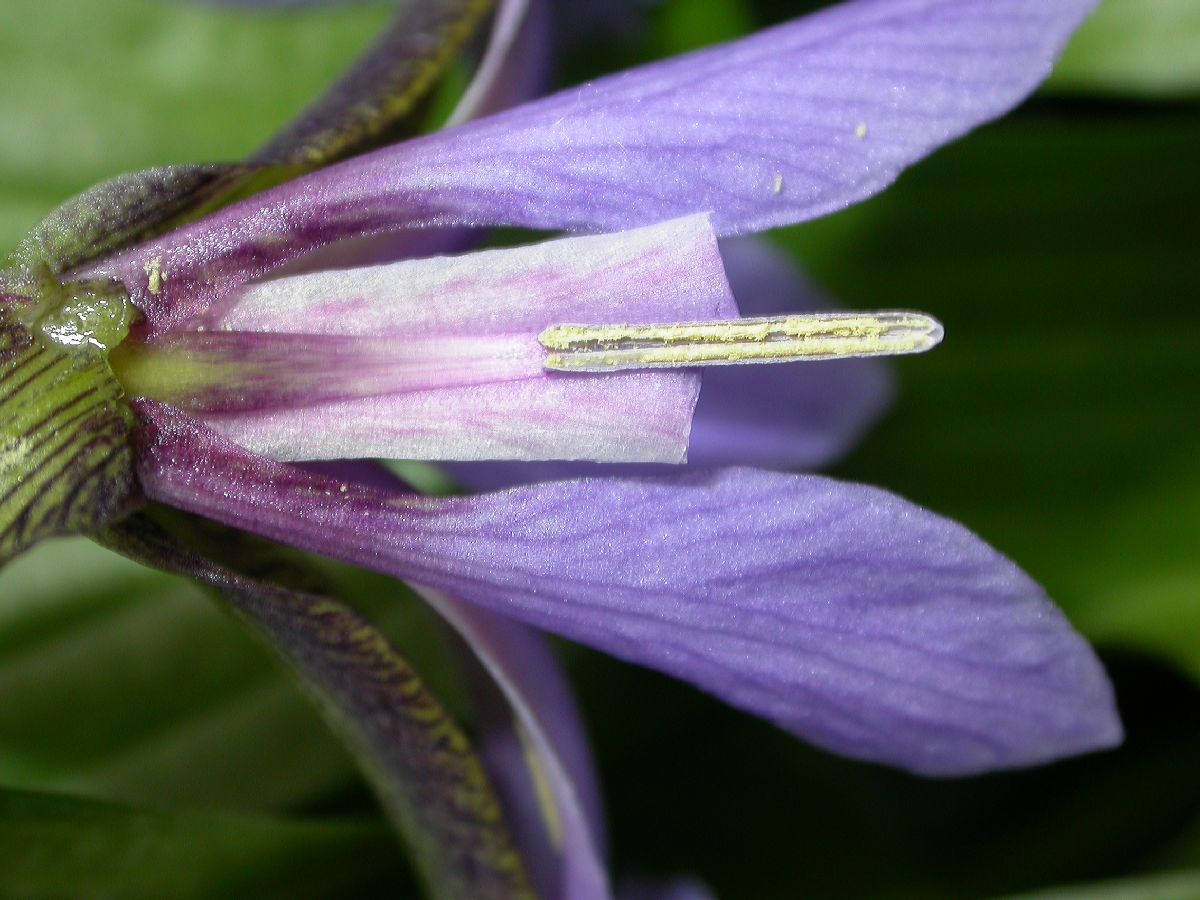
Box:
[2,0,1120,895]
[105,0,1122,769]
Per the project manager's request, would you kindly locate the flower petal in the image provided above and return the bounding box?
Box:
[136,402,1123,776]
[420,589,610,900]
[350,0,1099,235]
[448,0,548,127]
[169,216,734,463]
[89,0,1096,333]
[199,215,734,335]
[203,373,700,463]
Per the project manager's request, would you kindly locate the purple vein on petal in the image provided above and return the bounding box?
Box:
[83,0,1096,334]
[135,402,1122,777]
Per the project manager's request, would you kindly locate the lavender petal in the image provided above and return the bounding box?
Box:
[421,588,611,900]
[89,0,1096,333]
[135,402,1123,776]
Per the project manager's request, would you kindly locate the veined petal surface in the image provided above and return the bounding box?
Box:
[135,403,1122,776]
[198,215,732,335]
[88,0,1097,333]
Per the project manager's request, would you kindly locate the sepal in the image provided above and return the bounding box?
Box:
[1,165,259,286]
[97,508,535,900]
[251,0,496,166]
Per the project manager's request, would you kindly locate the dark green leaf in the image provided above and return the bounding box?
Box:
[0,787,410,899]
[0,536,360,811]
[1049,0,1200,98]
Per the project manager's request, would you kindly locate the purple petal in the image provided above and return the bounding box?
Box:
[420,589,610,900]
[197,216,733,335]
[151,216,735,463]
[448,235,893,488]
[87,0,1096,333]
[448,0,550,127]
[203,373,699,463]
[135,402,1122,776]
[346,0,1098,236]
[279,0,551,274]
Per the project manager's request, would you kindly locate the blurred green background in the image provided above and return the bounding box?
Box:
[0,0,1197,896]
